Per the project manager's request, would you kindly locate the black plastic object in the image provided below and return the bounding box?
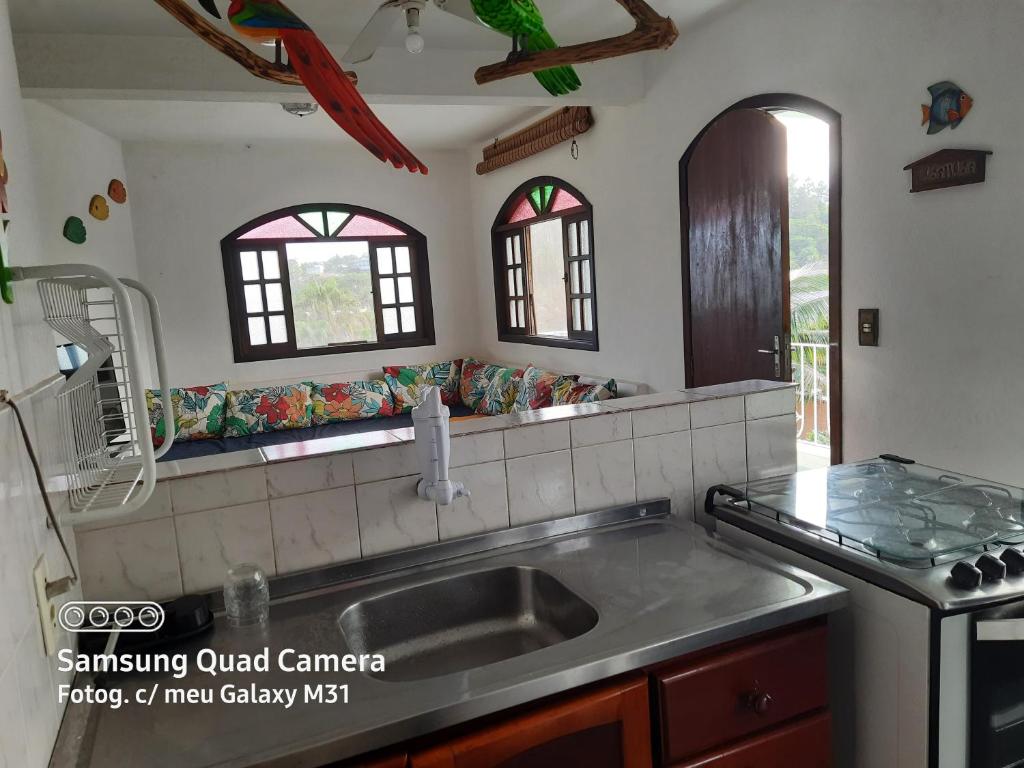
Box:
[878,454,916,464]
[1000,548,1024,576]
[976,553,1008,582]
[704,484,747,520]
[950,561,983,590]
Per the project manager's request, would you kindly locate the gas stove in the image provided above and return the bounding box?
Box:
[707,455,1024,613]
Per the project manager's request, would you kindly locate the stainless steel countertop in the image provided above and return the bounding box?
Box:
[53,510,846,768]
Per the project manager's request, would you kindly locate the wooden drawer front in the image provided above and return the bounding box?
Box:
[672,712,831,768]
[655,623,828,764]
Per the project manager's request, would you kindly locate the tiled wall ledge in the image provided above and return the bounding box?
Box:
[74,380,798,602]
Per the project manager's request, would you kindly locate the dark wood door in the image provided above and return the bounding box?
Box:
[409,676,652,768]
[684,108,790,387]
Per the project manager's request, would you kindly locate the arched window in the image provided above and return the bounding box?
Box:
[221,204,434,363]
[491,177,597,350]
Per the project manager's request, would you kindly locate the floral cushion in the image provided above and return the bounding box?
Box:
[308,380,395,425]
[224,384,312,437]
[460,358,508,410]
[476,366,527,415]
[552,378,618,406]
[512,366,579,413]
[145,383,227,447]
[383,360,463,413]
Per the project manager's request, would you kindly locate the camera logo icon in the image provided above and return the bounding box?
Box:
[59,601,164,633]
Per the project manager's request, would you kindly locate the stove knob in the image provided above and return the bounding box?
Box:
[977,553,1008,581]
[950,561,983,590]
[1001,548,1024,575]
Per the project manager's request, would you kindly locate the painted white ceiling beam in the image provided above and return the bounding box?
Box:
[13,33,645,106]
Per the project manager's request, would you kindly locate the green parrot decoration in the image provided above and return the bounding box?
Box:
[470,0,581,96]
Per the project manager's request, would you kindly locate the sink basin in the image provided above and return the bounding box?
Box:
[339,566,598,682]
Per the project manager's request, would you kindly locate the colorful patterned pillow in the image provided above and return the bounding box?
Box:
[383,360,463,413]
[460,358,507,410]
[224,384,312,437]
[512,366,579,413]
[308,380,395,425]
[476,366,527,415]
[552,378,618,406]
[145,383,227,447]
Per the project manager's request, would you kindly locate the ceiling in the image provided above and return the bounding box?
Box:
[41,99,547,148]
[11,0,734,49]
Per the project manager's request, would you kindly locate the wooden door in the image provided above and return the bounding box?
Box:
[410,676,652,768]
[683,108,790,387]
[672,712,831,768]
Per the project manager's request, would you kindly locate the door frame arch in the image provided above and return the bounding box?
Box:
[679,93,843,464]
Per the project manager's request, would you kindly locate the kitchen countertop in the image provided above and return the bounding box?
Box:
[52,504,844,768]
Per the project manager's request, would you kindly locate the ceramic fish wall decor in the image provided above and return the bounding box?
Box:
[89,195,110,221]
[108,179,127,204]
[63,216,87,244]
[922,81,973,134]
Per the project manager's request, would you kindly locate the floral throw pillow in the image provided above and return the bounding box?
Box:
[308,380,395,425]
[460,358,507,410]
[145,383,227,447]
[552,378,618,406]
[476,366,526,415]
[383,360,463,413]
[224,384,312,437]
[512,366,579,413]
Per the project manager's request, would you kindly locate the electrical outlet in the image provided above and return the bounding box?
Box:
[33,556,58,656]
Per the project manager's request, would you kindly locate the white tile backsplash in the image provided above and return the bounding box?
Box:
[356,477,439,557]
[570,412,632,448]
[175,502,276,593]
[270,487,360,573]
[745,387,796,420]
[503,421,570,459]
[632,404,691,439]
[266,454,354,498]
[634,431,695,517]
[352,442,420,483]
[74,481,173,532]
[169,466,268,515]
[77,517,183,601]
[691,423,748,520]
[572,440,637,513]
[439,462,510,540]
[451,431,504,468]
[690,396,745,429]
[747,414,798,480]
[0,659,28,767]
[506,450,576,525]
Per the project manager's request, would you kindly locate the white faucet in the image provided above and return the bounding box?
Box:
[413,386,469,506]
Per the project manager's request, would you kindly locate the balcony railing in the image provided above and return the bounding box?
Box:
[792,341,830,446]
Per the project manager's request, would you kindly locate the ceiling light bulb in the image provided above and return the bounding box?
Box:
[406,29,425,54]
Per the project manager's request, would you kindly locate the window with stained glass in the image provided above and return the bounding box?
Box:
[492,178,597,350]
[222,204,434,363]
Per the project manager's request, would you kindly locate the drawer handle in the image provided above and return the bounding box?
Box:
[743,691,774,715]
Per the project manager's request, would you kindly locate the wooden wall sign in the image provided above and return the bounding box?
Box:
[904,149,992,193]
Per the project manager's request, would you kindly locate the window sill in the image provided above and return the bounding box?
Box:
[233,334,435,363]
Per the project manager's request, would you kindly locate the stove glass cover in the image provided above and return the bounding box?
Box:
[740,458,1024,563]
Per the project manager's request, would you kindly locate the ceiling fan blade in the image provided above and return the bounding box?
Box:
[342,0,404,64]
[432,0,487,27]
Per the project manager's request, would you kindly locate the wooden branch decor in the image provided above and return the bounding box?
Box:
[475,0,678,86]
[477,107,594,175]
[151,0,356,86]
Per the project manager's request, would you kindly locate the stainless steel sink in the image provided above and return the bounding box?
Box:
[338,566,599,682]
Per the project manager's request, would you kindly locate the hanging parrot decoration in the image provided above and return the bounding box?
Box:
[470,0,581,97]
[197,0,428,174]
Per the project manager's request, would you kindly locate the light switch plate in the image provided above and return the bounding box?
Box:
[859,308,879,346]
[33,556,57,656]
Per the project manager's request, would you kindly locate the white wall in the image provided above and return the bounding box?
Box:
[0,2,83,766]
[468,0,1024,485]
[124,142,480,387]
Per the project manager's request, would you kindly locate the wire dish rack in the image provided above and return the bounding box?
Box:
[8,263,173,526]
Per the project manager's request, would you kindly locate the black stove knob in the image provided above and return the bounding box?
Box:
[1001,548,1024,575]
[977,553,1008,581]
[950,561,983,590]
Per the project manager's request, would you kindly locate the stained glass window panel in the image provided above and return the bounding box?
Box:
[326,211,350,236]
[508,196,536,224]
[550,188,583,212]
[342,215,406,238]
[299,212,326,235]
[239,216,318,240]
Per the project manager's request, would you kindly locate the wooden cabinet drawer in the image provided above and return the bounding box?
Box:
[671,712,831,768]
[654,622,828,764]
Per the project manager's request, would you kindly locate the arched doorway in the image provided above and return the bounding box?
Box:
[680,94,842,466]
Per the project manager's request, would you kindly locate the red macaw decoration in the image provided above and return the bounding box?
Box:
[198,0,427,174]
